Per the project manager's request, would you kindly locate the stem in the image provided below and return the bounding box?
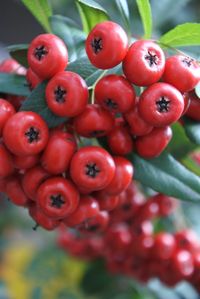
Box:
[90,70,108,104]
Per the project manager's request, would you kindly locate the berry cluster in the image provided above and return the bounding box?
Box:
[58,183,200,292]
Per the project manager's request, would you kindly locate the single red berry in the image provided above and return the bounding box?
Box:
[175,230,199,253]
[26,68,42,90]
[152,193,177,217]
[95,190,120,211]
[135,126,172,159]
[171,249,194,279]
[41,130,76,174]
[86,21,128,69]
[105,224,132,252]
[133,235,154,258]
[0,144,14,178]
[6,176,29,206]
[138,83,184,127]
[78,210,109,233]
[28,33,68,79]
[182,93,191,115]
[3,111,49,156]
[0,58,26,75]
[29,204,60,231]
[45,71,88,117]
[103,156,134,196]
[125,104,153,136]
[64,196,100,227]
[13,154,40,170]
[94,74,136,113]
[163,55,200,92]
[37,177,80,219]
[70,146,116,191]
[0,99,15,136]
[153,233,176,260]
[107,124,134,156]
[73,104,114,138]
[186,90,200,121]
[22,165,50,200]
[123,40,165,86]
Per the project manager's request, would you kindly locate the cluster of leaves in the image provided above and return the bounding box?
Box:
[1,1,200,209]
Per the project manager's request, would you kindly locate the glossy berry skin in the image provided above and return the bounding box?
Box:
[103,157,134,196]
[26,68,42,90]
[105,224,132,252]
[6,176,28,206]
[27,33,68,79]
[0,99,15,136]
[186,91,200,121]
[125,104,153,136]
[70,146,116,191]
[13,154,40,170]
[138,83,184,127]
[171,250,194,279]
[29,204,60,231]
[22,166,50,200]
[94,74,136,113]
[107,124,134,156]
[41,130,76,174]
[135,126,172,159]
[79,211,109,234]
[37,177,80,220]
[0,144,14,178]
[45,71,88,117]
[86,21,128,69]
[163,55,200,93]
[95,190,120,211]
[0,58,26,75]
[152,193,177,217]
[123,40,165,86]
[64,196,100,227]
[175,230,199,253]
[153,233,176,260]
[3,111,49,156]
[73,104,114,138]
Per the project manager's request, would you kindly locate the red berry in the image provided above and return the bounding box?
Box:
[0,58,26,75]
[70,146,116,191]
[163,55,200,92]
[37,177,80,219]
[94,74,136,113]
[175,230,199,253]
[123,40,165,86]
[152,193,177,217]
[28,33,68,79]
[41,130,76,174]
[45,71,88,117]
[26,68,42,90]
[95,190,120,211]
[6,176,28,206]
[0,144,14,178]
[78,211,109,233]
[186,91,200,121]
[86,21,128,69]
[171,250,194,279]
[3,111,49,156]
[73,104,114,138]
[135,126,172,158]
[153,233,176,260]
[13,154,40,170]
[138,83,184,127]
[0,99,15,136]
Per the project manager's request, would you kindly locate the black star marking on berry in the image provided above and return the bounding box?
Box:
[90,130,105,137]
[85,163,100,178]
[91,38,103,54]
[54,86,66,103]
[25,127,40,143]
[156,97,170,113]
[105,98,118,110]
[145,51,158,67]
[50,194,65,209]
[34,45,48,61]
[182,57,194,67]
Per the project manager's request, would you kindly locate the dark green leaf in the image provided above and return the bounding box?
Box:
[159,23,200,47]
[76,0,109,34]
[50,15,86,62]
[0,73,30,96]
[21,0,52,32]
[184,118,200,145]
[20,82,67,128]
[136,0,152,39]
[7,44,28,68]
[129,152,200,202]
[167,122,197,159]
[115,0,131,35]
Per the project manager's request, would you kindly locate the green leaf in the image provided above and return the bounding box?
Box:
[184,118,200,145]
[136,0,152,39]
[129,152,200,202]
[182,156,200,177]
[20,81,67,128]
[0,73,30,96]
[21,0,52,32]
[159,23,200,47]
[50,15,86,62]
[115,0,131,35]
[76,0,109,34]
[168,122,197,159]
[7,44,28,68]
